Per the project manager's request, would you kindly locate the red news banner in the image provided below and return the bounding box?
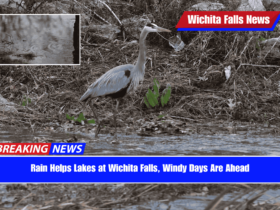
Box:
[176,11,280,30]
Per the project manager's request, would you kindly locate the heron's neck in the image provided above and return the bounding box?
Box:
[135,29,149,74]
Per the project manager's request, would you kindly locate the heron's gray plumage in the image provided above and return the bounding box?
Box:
[80,28,150,102]
[80,64,134,101]
[80,23,171,138]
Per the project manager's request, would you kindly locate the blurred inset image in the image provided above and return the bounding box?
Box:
[0,14,80,65]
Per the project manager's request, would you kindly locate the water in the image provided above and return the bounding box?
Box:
[1,126,280,209]
[0,15,76,64]
[127,189,280,210]
[1,125,280,156]
[83,133,280,155]
[0,183,279,210]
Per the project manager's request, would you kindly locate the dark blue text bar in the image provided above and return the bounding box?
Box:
[0,157,279,183]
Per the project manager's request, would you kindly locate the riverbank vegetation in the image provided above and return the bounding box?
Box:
[1,0,280,136]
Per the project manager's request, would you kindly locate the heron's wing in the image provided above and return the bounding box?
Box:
[80,64,134,101]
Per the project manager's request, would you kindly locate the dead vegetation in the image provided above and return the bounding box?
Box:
[78,0,280,128]
[1,184,280,210]
[0,0,280,134]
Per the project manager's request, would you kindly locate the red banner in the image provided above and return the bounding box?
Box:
[176,11,280,31]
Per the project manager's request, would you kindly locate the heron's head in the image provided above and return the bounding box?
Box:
[144,23,171,33]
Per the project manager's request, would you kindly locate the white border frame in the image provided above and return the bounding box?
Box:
[0,156,278,184]
[0,14,81,65]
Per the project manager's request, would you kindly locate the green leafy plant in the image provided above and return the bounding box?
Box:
[87,119,96,124]
[66,112,95,124]
[66,114,75,121]
[144,79,171,108]
[21,96,31,106]
[161,84,171,107]
[259,36,266,42]
[75,112,86,123]
[273,25,279,32]
[144,79,160,108]
[256,36,266,50]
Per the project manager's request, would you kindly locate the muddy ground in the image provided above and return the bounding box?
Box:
[0,1,280,137]
[1,183,280,210]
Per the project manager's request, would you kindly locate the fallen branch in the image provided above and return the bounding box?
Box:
[261,36,280,62]
[82,43,100,47]
[12,193,33,210]
[99,185,158,208]
[33,1,46,13]
[240,36,253,57]
[93,11,111,25]
[205,189,230,210]
[241,63,280,68]
[170,115,197,121]
[98,0,122,26]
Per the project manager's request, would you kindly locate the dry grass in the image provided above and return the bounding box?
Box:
[1,0,280,129]
[2,183,280,209]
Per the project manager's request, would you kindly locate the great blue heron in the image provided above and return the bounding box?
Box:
[80,23,171,138]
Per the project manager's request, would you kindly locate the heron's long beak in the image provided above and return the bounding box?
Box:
[155,26,171,32]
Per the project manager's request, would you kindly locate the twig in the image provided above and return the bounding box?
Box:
[134,184,158,198]
[99,185,158,208]
[33,1,45,13]
[224,34,238,60]
[240,36,253,57]
[225,63,279,85]
[0,68,12,94]
[93,11,111,25]
[98,0,122,26]
[81,40,100,47]
[73,0,112,26]
[239,77,258,101]
[73,0,109,26]
[261,36,280,62]
[170,115,197,121]
[234,80,236,102]
[205,189,229,210]
[73,0,92,12]
[97,49,104,62]
[218,189,252,210]
[14,0,26,11]
[241,63,280,68]
[12,193,33,210]
[82,43,101,46]
[26,67,39,87]
[269,68,280,78]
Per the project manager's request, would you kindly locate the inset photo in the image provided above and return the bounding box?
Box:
[0,14,80,65]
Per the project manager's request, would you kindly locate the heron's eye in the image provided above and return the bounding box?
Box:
[146,23,154,28]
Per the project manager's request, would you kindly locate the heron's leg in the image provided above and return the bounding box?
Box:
[89,99,101,138]
[112,99,119,137]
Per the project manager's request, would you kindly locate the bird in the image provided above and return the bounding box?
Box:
[80,23,171,138]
